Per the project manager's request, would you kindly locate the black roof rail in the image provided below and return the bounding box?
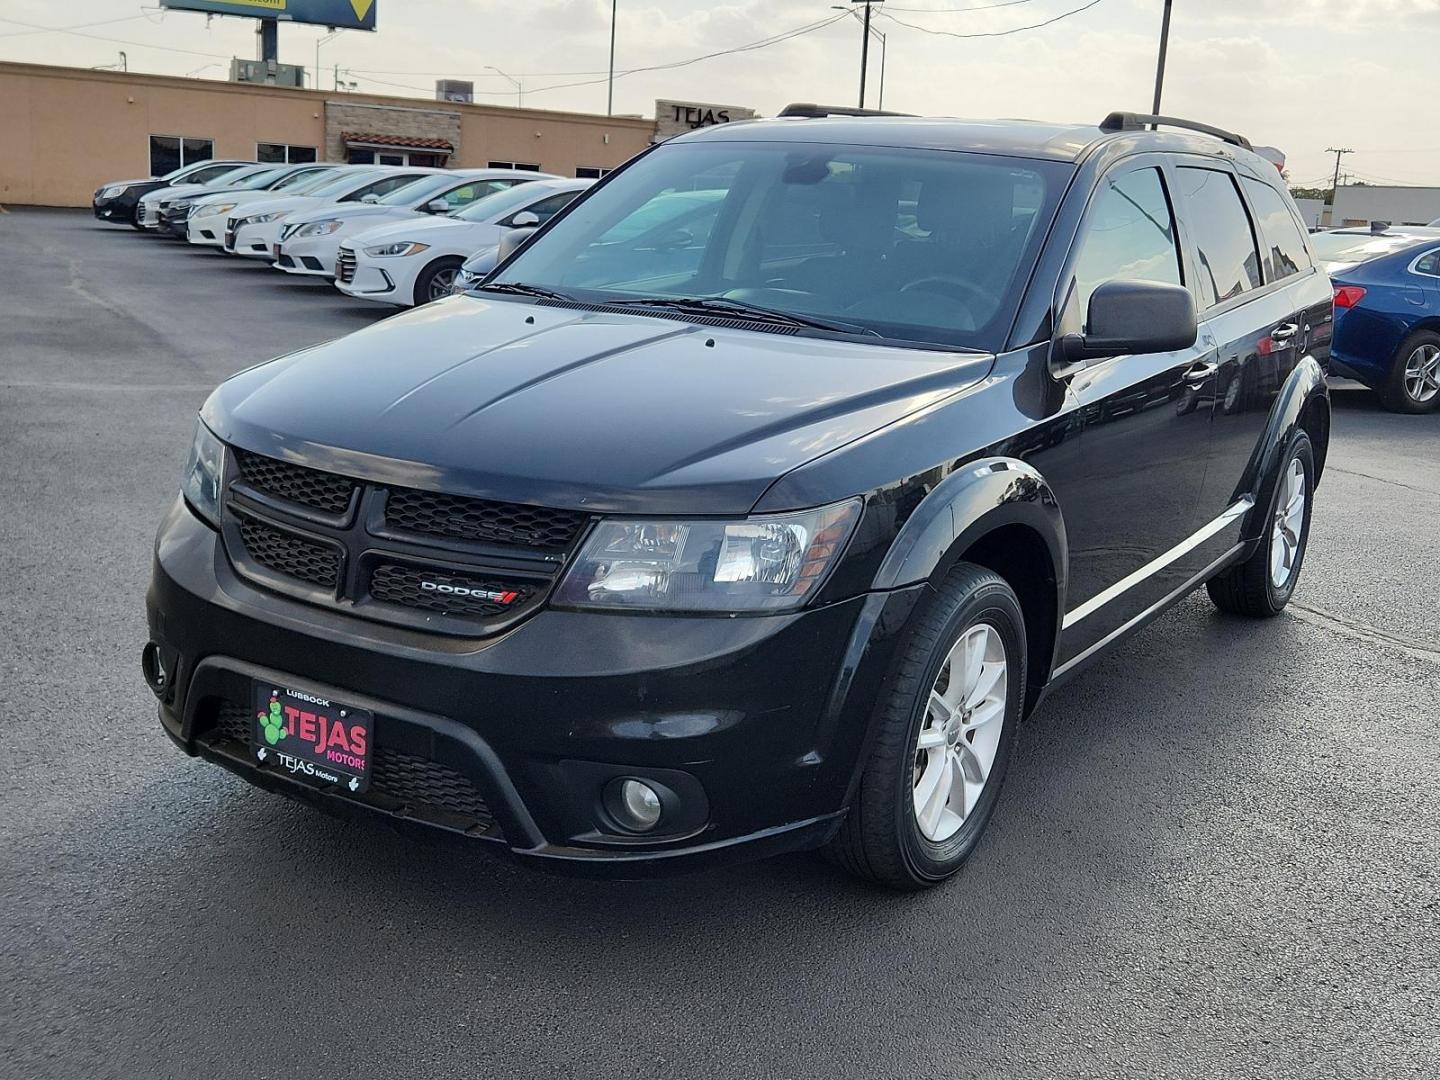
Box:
[1099,111,1252,150]
[778,102,915,119]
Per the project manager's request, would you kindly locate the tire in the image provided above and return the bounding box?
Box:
[130,217,147,232]
[413,257,465,306]
[1206,429,1314,617]
[828,563,1026,890]
[1378,330,1440,413]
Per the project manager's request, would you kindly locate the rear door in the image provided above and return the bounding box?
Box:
[1055,157,1218,658]
[1177,163,1322,527]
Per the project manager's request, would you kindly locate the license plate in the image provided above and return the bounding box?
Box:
[252,683,373,794]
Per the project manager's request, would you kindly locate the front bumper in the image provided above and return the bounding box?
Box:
[335,260,405,303]
[187,217,226,246]
[275,235,341,277]
[93,195,139,223]
[231,221,284,260]
[146,498,918,875]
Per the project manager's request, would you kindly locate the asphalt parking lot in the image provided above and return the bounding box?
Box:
[1,205,1437,1080]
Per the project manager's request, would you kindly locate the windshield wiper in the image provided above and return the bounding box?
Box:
[478,281,574,301]
[604,295,880,338]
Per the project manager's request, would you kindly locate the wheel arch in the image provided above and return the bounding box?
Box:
[871,458,1067,711]
[1247,356,1329,521]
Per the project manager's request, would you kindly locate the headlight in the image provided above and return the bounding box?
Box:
[181,420,226,528]
[208,202,238,217]
[241,212,286,227]
[364,241,430,258]
[296,219,344,238]
[99,184,128,199]
[554,500,861,612]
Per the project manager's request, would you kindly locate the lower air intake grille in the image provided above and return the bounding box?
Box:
[209,703,495,828]
[336,246,357,284]
[235,512,341,590]
[370,563,535,618]
[385,487,587,551]
[235,449,356,515]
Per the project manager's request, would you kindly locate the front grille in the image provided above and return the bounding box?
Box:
[336,246,357,284]
[209,703,496,828]
[370,563,536,618]
[235,511,341,590]
[385,487,587,552]
[235,449,356,515]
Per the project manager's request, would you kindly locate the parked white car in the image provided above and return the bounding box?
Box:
[185,164,338,247]
[336,178,593,306]
[273,168,555,279]
[223,167,445,260]
[134,161,254,229]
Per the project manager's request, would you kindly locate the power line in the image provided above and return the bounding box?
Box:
[0,16,232,60]
[0,14,156,39]
[877,0,1107,37]
[881,0,1045,11]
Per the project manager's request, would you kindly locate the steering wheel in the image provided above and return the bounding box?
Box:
[900,274,1000,311]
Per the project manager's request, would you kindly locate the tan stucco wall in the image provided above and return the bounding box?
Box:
[0,62,656,208]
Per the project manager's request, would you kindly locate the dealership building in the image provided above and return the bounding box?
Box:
[0,61,740,209]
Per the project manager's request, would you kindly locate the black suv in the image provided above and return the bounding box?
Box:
[146,107,1331,889]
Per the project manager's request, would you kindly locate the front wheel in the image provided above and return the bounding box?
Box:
[1206,429,1314,617]
[828,563,1025,890]
[413,257,465,306]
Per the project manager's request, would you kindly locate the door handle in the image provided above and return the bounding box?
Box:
[1183,360,1218,383]
[1270,323,1300,342]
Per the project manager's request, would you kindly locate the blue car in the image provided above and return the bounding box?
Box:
[1312,227,1440,412]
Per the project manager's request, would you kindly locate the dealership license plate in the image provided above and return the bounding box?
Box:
[252,683,373,794]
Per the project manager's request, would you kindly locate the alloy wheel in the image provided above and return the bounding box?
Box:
[1403,343,1440,404]
[1270,457,1306,588]
[912,623,1007,843]
[428,268,460,302]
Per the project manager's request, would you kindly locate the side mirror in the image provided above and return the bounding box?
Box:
[509,210,541,228]
[426,199,449,214]
[495,226,539,265]
[1057,280,1197,367]
[360,193,381,204]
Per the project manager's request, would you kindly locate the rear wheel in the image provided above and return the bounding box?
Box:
[1378,330,1440,413]
[1207,429,1314,617]
[413,257,465,306]
[828,563,1025,890]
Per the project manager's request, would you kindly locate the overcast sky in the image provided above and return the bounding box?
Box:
[3,0,1439,187]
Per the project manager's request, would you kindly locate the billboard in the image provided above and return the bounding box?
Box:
[159,0,376,31]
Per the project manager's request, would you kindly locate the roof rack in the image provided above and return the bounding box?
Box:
[1099,112,1252,150]
[778,103,915,119]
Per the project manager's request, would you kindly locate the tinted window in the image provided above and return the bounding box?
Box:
[1071,168,1182,329]
[1176,167,1263,307]
[344,173,430,201]
[1242,177,1312,281]
[505,191,580,226]
[1414,249,1440,277]
[495,142,1066,351]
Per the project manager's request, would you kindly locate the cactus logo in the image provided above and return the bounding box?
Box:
[257,694,287,746]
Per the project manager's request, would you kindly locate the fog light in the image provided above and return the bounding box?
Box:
[605,778,663,833]
[141,642,168,695]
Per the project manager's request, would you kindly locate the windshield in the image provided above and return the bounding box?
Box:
[230,168,286,190]
[1310,231,1433,265]
[278,168,341,194]
[455,183,565,223]
[378,173,454,206]
[493,141,1066,350]
[303,170,382,199]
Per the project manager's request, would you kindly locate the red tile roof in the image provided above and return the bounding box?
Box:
[342,131,454,152]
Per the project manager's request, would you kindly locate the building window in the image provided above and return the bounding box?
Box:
[149,135,214,177]
[348,149,446,167]
[575,166,611,180]
[257,142,318,165]
[488,160,542,172]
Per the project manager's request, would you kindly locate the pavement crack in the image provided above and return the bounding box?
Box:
[1325,465,1439,498]
[1289,601,1440,666]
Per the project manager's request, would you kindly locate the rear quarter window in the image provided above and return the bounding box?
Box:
[1242,177,1313,281]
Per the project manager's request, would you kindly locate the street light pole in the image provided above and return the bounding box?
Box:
[488,65,523,108]
[607,0,618,116]
[1151,0,1173,120]
[876,30,887,110]
[857,0,872,108]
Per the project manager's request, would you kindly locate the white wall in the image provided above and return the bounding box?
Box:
[1330,185,1440,227]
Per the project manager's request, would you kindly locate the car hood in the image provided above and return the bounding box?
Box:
[234,194,326,219]
[349,215,504,255]
[287,205,417,228]
[205,297,993,515]
[193,189,288,211]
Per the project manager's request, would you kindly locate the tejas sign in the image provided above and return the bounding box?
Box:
[654,99,757,142]
[159,0,376,31]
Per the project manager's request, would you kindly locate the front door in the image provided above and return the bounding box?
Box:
[1051,159,1219,662]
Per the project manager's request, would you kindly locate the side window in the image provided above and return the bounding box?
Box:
[1071,167,1182,329]
[1242,177,1313,282]
[1412,249,1440,278]
[346,175,423,202]
[1175,167,1263,307]
[506,191,579,226]
[442,179,519,211]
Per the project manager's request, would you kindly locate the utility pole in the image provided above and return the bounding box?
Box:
[607,0,618,116]
[1151,0,1173,121]
[856,0,873,109]
[1326,147,1353,224]
[258,17,278,64]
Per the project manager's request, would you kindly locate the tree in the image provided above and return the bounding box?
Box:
[1290,186,1329,202]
